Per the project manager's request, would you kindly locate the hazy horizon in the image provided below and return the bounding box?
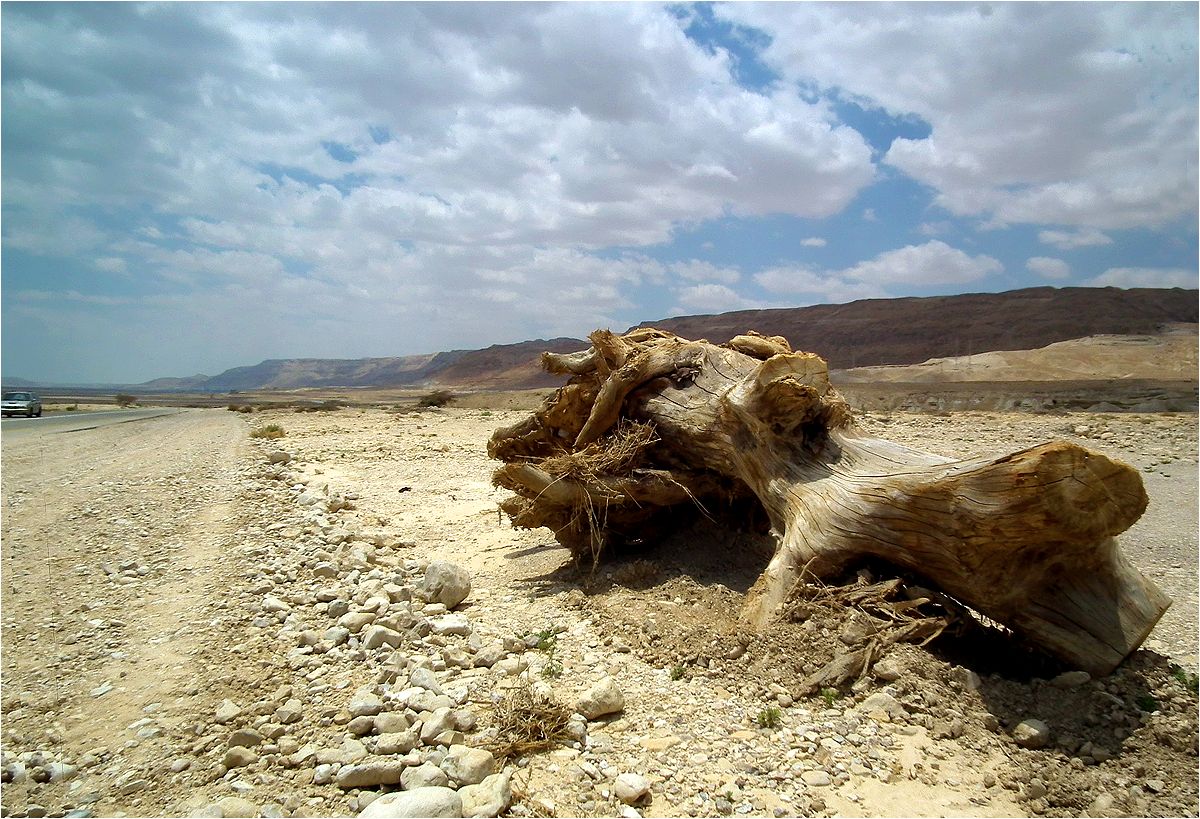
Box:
[3,3,1197,383]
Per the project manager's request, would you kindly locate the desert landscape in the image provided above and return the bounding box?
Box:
[1,320,1197,819]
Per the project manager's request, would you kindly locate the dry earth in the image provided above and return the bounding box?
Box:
[1,403,1196,819]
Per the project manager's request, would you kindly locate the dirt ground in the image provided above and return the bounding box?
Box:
[1,401,1196,818]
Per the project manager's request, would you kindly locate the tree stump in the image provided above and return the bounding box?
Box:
[488,328,1170,676]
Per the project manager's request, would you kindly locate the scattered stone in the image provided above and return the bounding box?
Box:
[223,746,258,768]
[1050,671,1091,688]
[459,771,513,818]
[275,698,304,724]
[375,730,419,755]
[362,625,404,650]
[215,699,243,725]
[217,796,260,817]
[401,761,449,789]
[859,691,907,721]
[357,787,462,818]
[410,666,445,695]
[1012,718,1051,749]
[441,745,496,786]
[429,614,472,637]
[575,677,625,719]
[614,772,651,805]
[348,689,385,718]
[228,728,265,748]
[425,562,472,609]
[871,658,902,682]
[336,760,407,788]
[375,712,411,734]
[801,770,832,787]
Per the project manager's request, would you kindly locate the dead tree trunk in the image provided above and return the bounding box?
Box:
[488,329,1170,676]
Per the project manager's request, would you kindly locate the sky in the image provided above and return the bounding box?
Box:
[2,2,1197,384]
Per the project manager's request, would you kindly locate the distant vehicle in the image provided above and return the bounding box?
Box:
[1,392,43,418]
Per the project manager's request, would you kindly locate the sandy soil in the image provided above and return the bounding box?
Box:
[1,404,1196,818]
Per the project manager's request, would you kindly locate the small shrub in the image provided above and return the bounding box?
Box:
[1135,693,1159,712]
[1170,664,1199,694]
[669,665,685,681]
[821,687,841,707]
[756,706,782,729]
[115,393,137,408]
[250,424,286,440]
[227,403,240,412]
[484,679,574,763]
[418,389,455,408]
[65,405,77,412]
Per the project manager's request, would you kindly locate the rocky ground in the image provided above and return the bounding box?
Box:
[1,404,1196,818]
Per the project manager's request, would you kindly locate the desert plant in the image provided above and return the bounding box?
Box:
[756,706,782,729]
[65,405,77,412]
[1170,664,1199,694]
[484,678,574,763]
[115,393,137,407]
[418,389,455,408]
[670,665,685,681]
[250,424,286,440]
[820,687,841,707]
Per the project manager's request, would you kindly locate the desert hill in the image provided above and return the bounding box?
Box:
[119,286,1196,392]
[835,322,1199,384]
[633,286,1197,370]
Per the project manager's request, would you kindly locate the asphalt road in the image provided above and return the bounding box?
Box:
[0,407,187,436]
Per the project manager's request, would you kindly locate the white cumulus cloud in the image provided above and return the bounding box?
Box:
[1086,268,1197,289]
[1025,257,1071,280]
[717,3,1198,230]
[1037,228,1114,250]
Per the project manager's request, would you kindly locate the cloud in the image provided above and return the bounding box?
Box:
[1025,257,1071,280]
[716,3,1198,230]
[2,3,877,257]
[839,241,1002,286]
[673,283,757,314]
[1037,228,1114,250]
[754,240,998,304]
[800,237,827,247]
[1086,268,1197,289]
[668,260,741,284]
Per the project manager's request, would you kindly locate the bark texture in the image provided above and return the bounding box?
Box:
[488,329,1170,675]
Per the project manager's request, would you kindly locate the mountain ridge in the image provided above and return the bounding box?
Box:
[6,286,1195,391]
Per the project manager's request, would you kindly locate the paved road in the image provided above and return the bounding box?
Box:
[0,407,188,435]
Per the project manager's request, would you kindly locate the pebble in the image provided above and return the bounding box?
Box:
[402,761,450,789]
[223,746,258,768]
[441,745,497,786]
[801,770,832,787]
[1050,671,1091,688]
[575,677,625,719]
[1012,718,1051,749]
[424,562,472,609]
[215,699,243,725]
[336,760,407,788]
[216,796,259,817]
[357,787,462,818]
[459,771,513,818]
[614,772,651,805]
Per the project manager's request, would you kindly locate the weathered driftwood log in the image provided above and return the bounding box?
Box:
[488,329,1171,675]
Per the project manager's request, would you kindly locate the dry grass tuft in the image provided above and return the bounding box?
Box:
[484,678,574,764]
[250,424,286,439]
[540,419,658,481]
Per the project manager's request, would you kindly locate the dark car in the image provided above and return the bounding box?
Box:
[1,392,43,417]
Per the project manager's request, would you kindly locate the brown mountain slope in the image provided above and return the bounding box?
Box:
[632,286,1198,370]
